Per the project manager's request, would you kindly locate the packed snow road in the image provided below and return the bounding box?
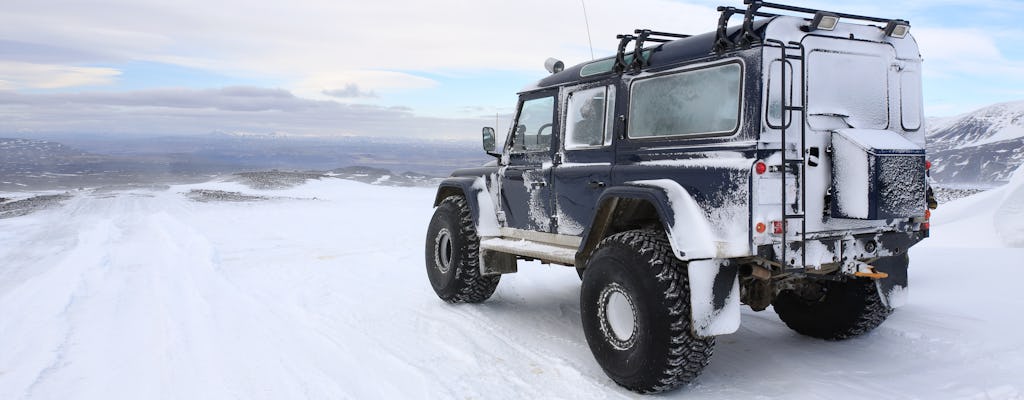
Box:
[1,178,1022,399]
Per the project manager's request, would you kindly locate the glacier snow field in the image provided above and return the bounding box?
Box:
[1,177,1022,399]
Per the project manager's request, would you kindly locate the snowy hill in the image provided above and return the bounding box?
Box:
[0,173,1022,398]
[926,101,1024,184]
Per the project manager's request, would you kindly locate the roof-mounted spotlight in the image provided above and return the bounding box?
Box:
[809,11,839,32]
[544,58,564,74]
[884,20,911,38]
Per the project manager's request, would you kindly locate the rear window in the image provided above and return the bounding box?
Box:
[628,63,742,138]
[806,47,890,130]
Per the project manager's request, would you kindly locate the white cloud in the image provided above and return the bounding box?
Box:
[294,71,437,100]
[0,0,719,93]
[0,61,121,89]
[0,87,486,139]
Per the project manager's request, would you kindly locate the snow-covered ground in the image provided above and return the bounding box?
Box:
[1,175,1022,399]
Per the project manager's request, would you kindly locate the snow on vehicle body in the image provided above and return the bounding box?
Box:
[426,1,934,394]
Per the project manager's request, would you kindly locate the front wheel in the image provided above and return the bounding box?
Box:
[424,195,500,303]
[580,230,714,394]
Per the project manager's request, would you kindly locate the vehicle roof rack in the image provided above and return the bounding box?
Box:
[610,1,911,72]
[614,29,693,73]
[715,0,910,53]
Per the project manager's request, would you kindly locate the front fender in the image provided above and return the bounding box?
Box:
[434,176,499,237]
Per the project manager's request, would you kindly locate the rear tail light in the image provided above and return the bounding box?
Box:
[772,220,784,235]
[755,161,767,175]
[755,222,766,234]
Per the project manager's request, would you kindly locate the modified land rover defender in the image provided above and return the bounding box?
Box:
[425,1,936,393]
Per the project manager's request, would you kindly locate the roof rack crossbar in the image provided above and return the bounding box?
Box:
[716,1,909,53]
[635,29,692,39]
[744,0,900,24]
[610,28,695,73]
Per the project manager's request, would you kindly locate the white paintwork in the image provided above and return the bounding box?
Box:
[627,179,751,260]
[835,128,925,152]
[603,289,636,342]
[757,15,926,240]
[472,177,500,237]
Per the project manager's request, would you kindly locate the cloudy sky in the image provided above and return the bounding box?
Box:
[1,0,1022,139]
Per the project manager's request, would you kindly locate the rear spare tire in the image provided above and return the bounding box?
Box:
[772,277,892,340]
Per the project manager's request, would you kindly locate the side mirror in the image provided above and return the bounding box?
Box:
[482,127,500,158]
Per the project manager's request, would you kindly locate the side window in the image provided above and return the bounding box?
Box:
[509,96,555,153]
[899,61,922,131]
[628,63,742,138]
[565,85,616,149]
[766,60,793,128]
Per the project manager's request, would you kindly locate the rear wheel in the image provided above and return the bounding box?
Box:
[580,230,714,394]
[424,195,500,303]
[772,277,892,340]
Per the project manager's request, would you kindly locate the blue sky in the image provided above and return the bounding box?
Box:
[1,0,1022,138]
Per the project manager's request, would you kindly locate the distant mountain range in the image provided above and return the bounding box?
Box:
[926,101,1024,184]
[3,100,1024,191]
[0,133,489,190]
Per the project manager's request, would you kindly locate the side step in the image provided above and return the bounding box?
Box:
[480,237,576,266]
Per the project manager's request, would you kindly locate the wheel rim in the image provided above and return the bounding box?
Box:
[598,283,637,349]
[434,228,453,274]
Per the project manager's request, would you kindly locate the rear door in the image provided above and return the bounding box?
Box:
[551,83,617,236]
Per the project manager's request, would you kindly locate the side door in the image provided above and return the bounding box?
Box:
[499,90,558,233]
[551,83,617,236]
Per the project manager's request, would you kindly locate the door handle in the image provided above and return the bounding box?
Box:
[531,181,547,188]
[588,180,606,189]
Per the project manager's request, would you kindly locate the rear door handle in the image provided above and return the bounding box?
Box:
[588,180,606,189]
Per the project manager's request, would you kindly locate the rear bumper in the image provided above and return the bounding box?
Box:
[757,230,927,269]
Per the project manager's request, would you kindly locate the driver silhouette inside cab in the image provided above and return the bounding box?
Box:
[573,92,605,147]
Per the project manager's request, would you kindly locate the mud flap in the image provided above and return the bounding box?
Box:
[687,259,741,337]
[479,249,517,276]
[872,254,909,308]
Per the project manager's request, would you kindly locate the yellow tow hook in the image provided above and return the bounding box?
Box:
[853,265,889,279]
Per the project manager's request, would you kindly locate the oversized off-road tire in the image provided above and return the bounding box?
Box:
[425,195,500,303]
[580,229,714,394]
[772,277,892,340]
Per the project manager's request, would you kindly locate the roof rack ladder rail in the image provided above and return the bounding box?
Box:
[765,38,807,269]
[789,40,808,270]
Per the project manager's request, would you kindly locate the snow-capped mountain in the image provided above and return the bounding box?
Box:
[926,101,1024,184]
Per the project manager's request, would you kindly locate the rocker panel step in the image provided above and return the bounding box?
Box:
[480,237,577,266]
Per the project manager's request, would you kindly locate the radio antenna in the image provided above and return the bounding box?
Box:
[580,0,595,60]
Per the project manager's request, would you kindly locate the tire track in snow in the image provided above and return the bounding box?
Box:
[0,211,119,399]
